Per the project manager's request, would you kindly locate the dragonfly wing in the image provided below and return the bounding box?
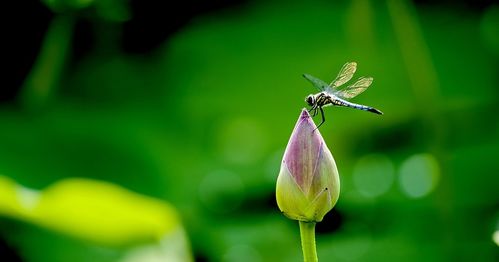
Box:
[329,62,357,89]
[335,77,373,99]
[303,74,329,91]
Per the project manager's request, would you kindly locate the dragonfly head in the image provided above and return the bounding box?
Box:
[305,94,315,106]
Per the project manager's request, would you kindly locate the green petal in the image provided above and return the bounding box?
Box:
[304,187,333,222]
[276,165,309,221]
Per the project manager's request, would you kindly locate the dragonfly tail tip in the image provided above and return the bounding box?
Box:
[368,108,383,115]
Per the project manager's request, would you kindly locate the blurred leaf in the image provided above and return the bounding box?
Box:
[0,176,184,248]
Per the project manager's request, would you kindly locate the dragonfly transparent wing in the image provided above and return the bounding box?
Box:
[329,62,357,90]
[335,77,373,99]
[303,74,329,91]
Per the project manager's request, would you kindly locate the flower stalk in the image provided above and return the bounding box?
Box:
[299,221,317,262]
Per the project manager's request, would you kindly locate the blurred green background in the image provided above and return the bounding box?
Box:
[2,0,499,261]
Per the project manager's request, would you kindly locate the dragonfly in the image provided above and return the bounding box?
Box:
[304,62,383,128]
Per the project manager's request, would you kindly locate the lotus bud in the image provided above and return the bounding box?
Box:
[276,109,340,222]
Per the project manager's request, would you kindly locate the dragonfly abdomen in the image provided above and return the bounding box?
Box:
[331,97,383,115]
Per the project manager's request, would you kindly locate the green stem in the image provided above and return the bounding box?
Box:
[20,14,74,110]
[299,221,318,262]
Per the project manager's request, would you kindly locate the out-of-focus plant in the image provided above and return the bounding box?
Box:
[42,0,130,21]
[0,175,192,261]
[276,109,340,262]
[21,0,130,109]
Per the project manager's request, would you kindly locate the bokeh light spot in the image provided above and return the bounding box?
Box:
[493,218,499,247]
[199,170,245,214]
[493,230,499,246]
[352,154,395,198]
[399,153,440,198]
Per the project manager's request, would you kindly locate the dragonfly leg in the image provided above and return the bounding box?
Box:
[316,106,325,129]
[308,106,317,117]
[314,106,320,117]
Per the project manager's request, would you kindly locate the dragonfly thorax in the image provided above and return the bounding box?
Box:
[306,92,332,107]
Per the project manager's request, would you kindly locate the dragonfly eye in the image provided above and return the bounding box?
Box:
[306,95,315,106]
